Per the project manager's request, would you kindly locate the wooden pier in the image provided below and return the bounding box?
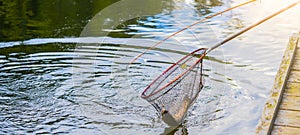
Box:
[256,33,300,135]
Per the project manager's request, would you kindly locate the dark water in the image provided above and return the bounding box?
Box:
[1,0,300,134]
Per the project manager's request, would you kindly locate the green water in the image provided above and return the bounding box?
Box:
[0,0,119,41]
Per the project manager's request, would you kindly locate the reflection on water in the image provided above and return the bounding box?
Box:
[1,0,300,134]
[0,0,120,41]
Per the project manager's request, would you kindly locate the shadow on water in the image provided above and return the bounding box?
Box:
[161,125,188,135]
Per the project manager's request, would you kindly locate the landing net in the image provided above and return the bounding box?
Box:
[141,48,207,126]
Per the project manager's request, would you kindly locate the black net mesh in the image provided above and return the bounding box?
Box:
[141,48,206,126]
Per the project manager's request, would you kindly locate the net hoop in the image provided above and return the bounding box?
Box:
[141,48,207,101]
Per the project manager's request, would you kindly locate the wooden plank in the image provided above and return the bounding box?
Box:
[280,94,300,111]
[272,125,300,135]
[274,110,300,127]
[285,82,300,96]
[256,33,299,135]
[288,70,300,83]
[298,37,300,47]
[291,59,300,70]
[295,49,300,60]
[294,33,299,59]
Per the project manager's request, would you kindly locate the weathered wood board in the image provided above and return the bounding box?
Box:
[272,126,300,135]
[285,82,300,96]
[274,110,300,128]
[288,70,300,83]
[280,95,300,111]
[256,33,300,135]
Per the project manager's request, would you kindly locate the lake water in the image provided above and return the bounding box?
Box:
[1,0,300,134]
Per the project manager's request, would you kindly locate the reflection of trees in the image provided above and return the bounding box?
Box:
[107,0,224,39]
[0,0,35,41]
[0,0,119,41]
[0,0,223,41]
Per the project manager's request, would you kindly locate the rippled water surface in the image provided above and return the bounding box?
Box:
[1,0,300,134]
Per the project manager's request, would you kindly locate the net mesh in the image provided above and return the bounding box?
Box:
[141,48,206,126]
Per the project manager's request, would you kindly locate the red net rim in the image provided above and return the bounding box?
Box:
[141,48,207,99]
